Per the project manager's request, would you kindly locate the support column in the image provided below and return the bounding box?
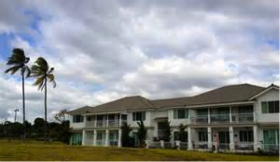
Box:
[229,126,234,151]
[253,125,259,151]
[208,108,211,124]
[105,129,109,146]
[229,106,232,123]
[207,127,212,149]
[93,130,97,146]
[188,127,193,150]
[82,130,86,146]
[119,114,122,127]
[118,129,122,147]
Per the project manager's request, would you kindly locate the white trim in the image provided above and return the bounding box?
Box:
[82,111,128,116]
[249,86,279,100]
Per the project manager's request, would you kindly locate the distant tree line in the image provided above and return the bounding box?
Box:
[0,118,70,144]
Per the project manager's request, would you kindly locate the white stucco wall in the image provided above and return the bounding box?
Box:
[255,89,279,123]
[127,111,152,128]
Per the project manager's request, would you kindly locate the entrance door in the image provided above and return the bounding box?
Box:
[219,131,230,149]
[263,129,279,151]
[96,131,105,146]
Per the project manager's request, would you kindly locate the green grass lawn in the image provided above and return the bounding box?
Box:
[0,140,278,161]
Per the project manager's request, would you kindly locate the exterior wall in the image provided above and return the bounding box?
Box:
[127,111,152,128]
[255,89,279,123]
[68,87,279,152]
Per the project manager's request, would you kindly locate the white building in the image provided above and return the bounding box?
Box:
[67,83,279,152]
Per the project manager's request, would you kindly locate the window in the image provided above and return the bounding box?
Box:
[239,130,253,142]
[73,115,84,123]
[133,111,146,121]
[174,109,188,119]
[262,101,279,113]
[198,131,208,142]
[86,116,94,121]
[197,109,208,116]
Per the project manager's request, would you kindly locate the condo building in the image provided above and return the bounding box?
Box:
[67,83,279,152]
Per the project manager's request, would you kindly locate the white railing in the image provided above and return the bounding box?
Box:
[235,142,254,150]
[210,114,230,123]
[232,113,254,123]
[195,141,209,150]
[85,121,95,128]
[179,142,188,150]
[148,142,161,149]
[191,115,208,124]
[96,140,105,146]
[108,120,119,127]
[96,120,107,127]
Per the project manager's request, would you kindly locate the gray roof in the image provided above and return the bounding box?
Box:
[67,96,155,115]
[68,83,268,114]
[152,83,265,108]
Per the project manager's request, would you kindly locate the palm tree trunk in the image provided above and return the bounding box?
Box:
[22,69,26,141]
[44,77,47,143]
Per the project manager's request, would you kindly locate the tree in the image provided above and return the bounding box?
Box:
[5,48,31,139]
[160,120,172,142]
[137,120,147,147]
[178,124,188,142]
[121,122,132,147]
[54,109,67,123]
[31,57,56,143]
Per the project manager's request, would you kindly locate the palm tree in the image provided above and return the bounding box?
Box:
[5,48,31,139]
[31,57,56,143]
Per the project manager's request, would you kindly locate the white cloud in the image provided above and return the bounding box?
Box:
[0,0,278,121]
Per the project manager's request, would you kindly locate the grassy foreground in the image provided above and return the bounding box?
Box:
[0,140,278,161]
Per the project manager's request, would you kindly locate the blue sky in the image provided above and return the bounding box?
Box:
[0,0,279,122]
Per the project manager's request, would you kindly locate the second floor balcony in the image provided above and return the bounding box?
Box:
[85,119,127,128]
[190,113,254,124]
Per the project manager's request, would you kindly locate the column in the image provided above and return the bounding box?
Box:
[207,127,212,149]
[208,108,211,124]
[229,126,234,151]
[253,125,259,151]
[229,106,232,123]
[118,129,122,147]
[188,127,193,150]
[106,115,109,127]
[82,130,86,146]
[119,114,122,126]
[93,130,97,146]
[105,129,109,146]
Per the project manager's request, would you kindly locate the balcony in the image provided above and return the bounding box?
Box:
[190,113,254,124]
[86,120,127,128]
[232,113,254,123]
[191,115,208,124]
[210,114,230,123]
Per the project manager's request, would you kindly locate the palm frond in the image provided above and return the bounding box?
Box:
[33,76,45,86]
[47,74,56,88]
[34,57,49,72]
[5,65,23,75]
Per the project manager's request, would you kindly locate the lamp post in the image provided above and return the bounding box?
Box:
[14,109,19,122]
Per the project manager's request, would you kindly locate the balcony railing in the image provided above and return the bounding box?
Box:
[232,113,254,123]
[191,113,254,124]
[210,114,230,123]
[191,115,208,124]
[96,140,105,146]
[235,142,254,150]
[88,120,127,128]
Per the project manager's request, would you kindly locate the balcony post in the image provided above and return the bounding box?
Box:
[229,106,232,123]
[207,127,212,150]
[105,129,109,146]
[94,115,97,127]
[208,108,211,124]
[253,125,258,151]
[119,114,122,127]
[118,129,122,147]
[229,126,235,151]
[106,115,109,127]
[187,127,193,150]
[93,130,97,146]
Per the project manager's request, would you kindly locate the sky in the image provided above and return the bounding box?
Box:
[0,0,279,123]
